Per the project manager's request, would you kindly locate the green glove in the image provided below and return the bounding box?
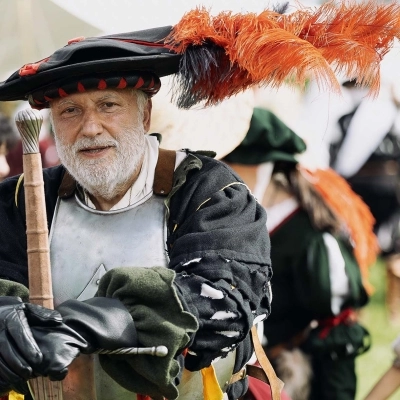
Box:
[96,266,198,400]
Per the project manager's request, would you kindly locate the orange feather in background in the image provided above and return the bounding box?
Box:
[293,1,400,95]
[300,167,379,294]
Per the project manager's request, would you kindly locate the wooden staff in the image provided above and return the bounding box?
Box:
[15,109,63,399]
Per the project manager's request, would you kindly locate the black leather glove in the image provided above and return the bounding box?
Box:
[26,302,89,381]
[0,297,39,395]
[29,297,138,381]
[0,296,138,395]
[0,296,87,395]
[56,297,138,352]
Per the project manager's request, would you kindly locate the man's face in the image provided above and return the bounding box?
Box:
[50,88,151,200]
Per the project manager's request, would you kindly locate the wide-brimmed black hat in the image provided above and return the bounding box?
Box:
[0,2,399,110]
[1,27,180,109]
[224,108,306,165]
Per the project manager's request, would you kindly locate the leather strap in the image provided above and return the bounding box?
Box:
[58,170,76,198]
[250,325,284,400]
[153,148,176,196]
[230,327,284,399]
[229,367,247,385]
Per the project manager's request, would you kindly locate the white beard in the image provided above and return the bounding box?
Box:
[55,125,146,201]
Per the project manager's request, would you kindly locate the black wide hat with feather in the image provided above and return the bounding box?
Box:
[0,2,400,110]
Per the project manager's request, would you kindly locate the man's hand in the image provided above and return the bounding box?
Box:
[0,295,138,395]
[0,296,87,395]
[0,297,40,395]
[25,302,89,380]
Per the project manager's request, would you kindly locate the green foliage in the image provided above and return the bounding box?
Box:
[356,258,400,400]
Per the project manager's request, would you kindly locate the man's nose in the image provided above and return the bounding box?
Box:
[80,111,103,137]
[0,155,10,181]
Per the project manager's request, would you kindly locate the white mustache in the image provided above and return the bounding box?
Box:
[74,139,118,152]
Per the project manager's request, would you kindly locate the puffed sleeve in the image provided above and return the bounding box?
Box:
[166,155,272,371]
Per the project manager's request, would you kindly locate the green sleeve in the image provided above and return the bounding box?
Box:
[0,279,29,301]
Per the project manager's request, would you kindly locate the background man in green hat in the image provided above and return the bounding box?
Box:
[224,108,375,400]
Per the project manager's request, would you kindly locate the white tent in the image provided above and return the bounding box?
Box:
[51,0,315,34]
[0,0,102,80]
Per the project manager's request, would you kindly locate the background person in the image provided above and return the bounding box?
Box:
[223,108,377,400]
[0,112,18,181]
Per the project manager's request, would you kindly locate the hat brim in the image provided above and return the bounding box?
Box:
[0,26,181,102]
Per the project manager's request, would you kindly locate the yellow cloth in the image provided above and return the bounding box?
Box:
[201,365,224,400]
[9,392,24,400]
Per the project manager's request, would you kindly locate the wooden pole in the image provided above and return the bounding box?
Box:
[15,109,53,308]
[15,109,63,400]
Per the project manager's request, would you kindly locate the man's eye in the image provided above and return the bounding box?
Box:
[103,102,117,109]
[63,107,77,114]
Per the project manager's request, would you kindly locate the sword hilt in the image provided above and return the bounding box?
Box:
[94,345,168,357]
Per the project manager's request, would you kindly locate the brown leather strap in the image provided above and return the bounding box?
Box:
[153,148,176,196]
[247,364,271,383]
[229,327,284,398]
[229,367,247,385]
[58,170,76,198]
[250,325,284,400]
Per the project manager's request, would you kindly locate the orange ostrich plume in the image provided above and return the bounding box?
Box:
[300,166,379,293]
[165,1,400,108]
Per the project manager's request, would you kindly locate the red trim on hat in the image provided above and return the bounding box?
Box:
[117,78,127,89]
[98,79,107,90]
[19,57,50,76]
[67,36,85,45]
[77,82,86,92]
[44,95,53,102]
[134,77,144,89]
[58,88,68,97]
[149,77,155,88]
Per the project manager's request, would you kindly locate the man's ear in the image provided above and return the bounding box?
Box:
[143,98,152,132]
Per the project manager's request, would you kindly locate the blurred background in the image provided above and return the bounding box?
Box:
[1,0,400,398]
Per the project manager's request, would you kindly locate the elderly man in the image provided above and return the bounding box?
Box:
[0,25,272,400]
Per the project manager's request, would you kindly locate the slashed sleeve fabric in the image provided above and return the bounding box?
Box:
[166,154,272,372]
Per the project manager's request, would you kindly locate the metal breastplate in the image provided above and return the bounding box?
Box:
[50,193,169,306]
[50,193,235,400]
